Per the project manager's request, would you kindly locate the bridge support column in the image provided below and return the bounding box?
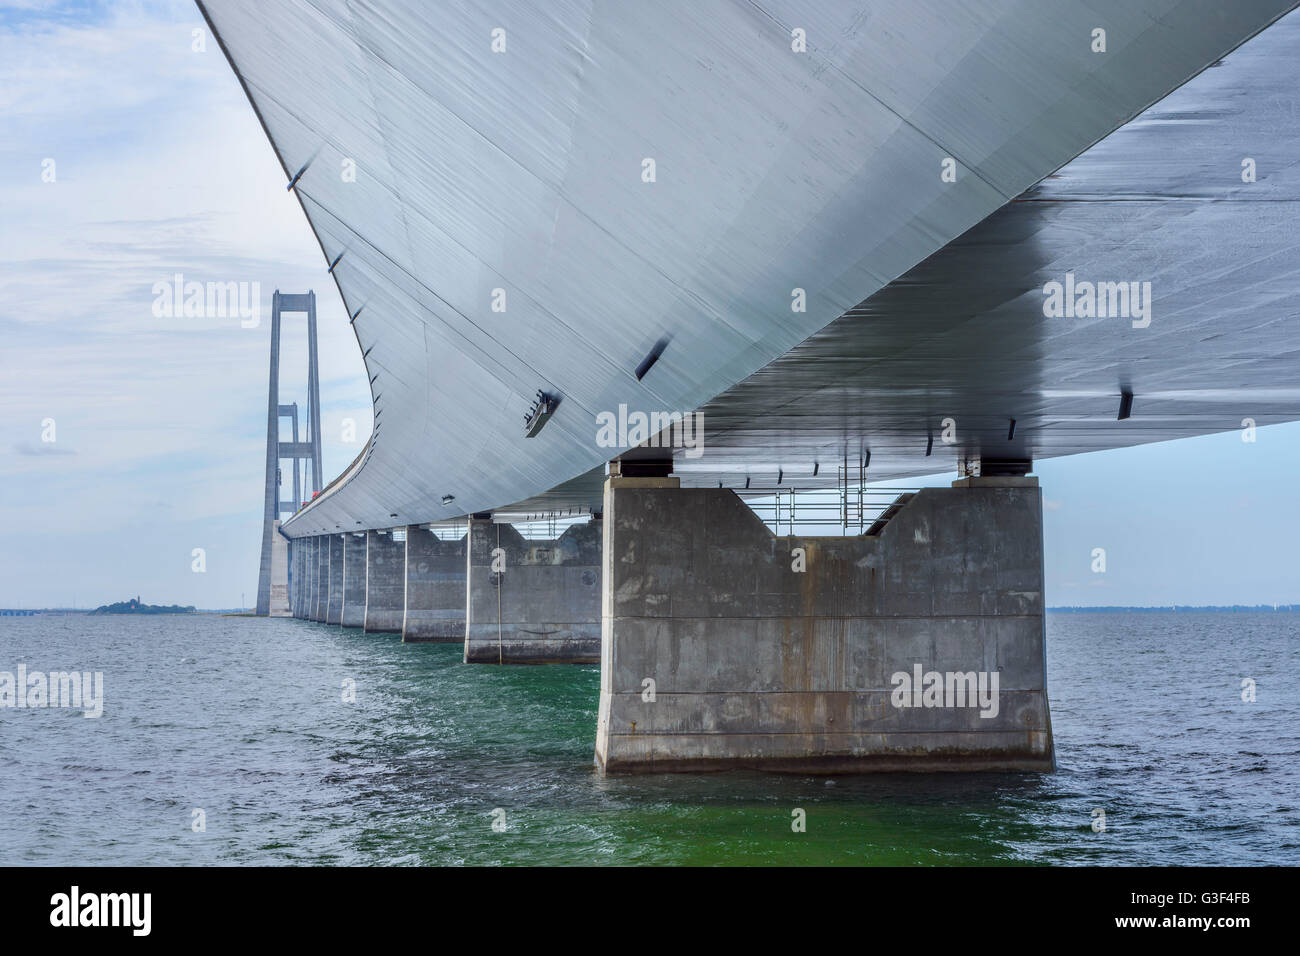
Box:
[287,539,297,617]
[340,533,366,627]
[299,539,311,619]
[290,538,303,618]
[326,534,344,625]
[594,476,1053,773]
[298,539,309,618]
[301,539,312,619]
[312,536,328,622]
[465,516,601,664]
[402,526,466,643]
[298,538,309,619]
[364,530,405,633]
[308,537,320,621]
[267,521,290,617]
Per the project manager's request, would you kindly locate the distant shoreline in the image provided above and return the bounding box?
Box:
[0,608,246,616]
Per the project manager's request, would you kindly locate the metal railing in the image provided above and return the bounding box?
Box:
[741,486,921,536]
[487,508,596,540]
[424,519,466,541]
[409,485,921,542]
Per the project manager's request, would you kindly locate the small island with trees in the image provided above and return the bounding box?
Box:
[90,596,196,615]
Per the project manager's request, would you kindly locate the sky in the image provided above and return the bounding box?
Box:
[1,0,1298,609]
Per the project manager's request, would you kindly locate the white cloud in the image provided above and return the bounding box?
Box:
[0,1,369,605]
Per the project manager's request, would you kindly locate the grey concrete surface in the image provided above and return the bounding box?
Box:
[465,516,601,664]
[340,533,366,628]
[326,534,344,625]
[289,538,301,618]
[267,521,289,616]
[297,537,310,619]
[402,526,466,643]
[312,536,328,623]
[595,476,1053,773]
[364,530,404,634]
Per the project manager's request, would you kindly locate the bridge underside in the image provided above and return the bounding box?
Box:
[219,1,1300,772]
[202,0,1300,531]
[500,7,1300,516]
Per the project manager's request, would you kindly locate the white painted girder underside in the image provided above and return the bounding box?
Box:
[198,0,1299,533]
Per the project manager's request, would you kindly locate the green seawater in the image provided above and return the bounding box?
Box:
[1,613,1296,865]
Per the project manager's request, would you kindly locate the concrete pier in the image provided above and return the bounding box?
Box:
[268,521,290,617]
[299,537,310,619]
[293,538,307,618]
[402,526,466,643]
[594,476,1053,773]
[312,535,328,622]
[326,534,344,625]
[288,539,299,617]
[340,532,367,628]
[465,516,601,664]
[364,529,405,633]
